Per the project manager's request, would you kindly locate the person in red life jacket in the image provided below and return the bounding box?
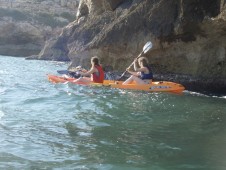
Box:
[73,56,104,84]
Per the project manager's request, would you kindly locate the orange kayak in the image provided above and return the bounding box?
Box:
[107,81,185,93]
[47,74,185,93]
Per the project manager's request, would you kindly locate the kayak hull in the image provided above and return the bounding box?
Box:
[47,74,185,93]
[108,81,185,93]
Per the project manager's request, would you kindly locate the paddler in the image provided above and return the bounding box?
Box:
[123,57,153,84]
[73,56,104,83]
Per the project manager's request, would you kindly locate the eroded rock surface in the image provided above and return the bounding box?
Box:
[37,0,226,93]
[0,0,78,57]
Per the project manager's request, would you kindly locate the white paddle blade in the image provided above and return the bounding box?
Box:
[143,41,152,54]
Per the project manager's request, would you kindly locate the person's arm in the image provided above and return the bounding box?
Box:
[69,66,87,73]
[133,59,146,72]
[133,59,139,71]
[80,66,95,76]
[126,68,139,76]
[135,67,147,72]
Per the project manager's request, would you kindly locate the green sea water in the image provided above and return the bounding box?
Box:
[0,55,226,170]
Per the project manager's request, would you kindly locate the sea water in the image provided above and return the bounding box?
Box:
[0,55,226,170]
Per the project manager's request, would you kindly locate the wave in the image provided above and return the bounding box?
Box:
[0,110,4,119]
[184,90,226,99]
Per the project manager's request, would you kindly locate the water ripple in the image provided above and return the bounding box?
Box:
[1,56,226,169]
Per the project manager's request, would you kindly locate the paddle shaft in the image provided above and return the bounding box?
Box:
[118,51,144,79]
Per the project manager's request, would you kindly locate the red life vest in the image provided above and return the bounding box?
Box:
[91,65,104,83]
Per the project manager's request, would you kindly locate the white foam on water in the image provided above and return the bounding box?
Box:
[0,88,6,94]
[185,90,226,99]
[0,110,4,119]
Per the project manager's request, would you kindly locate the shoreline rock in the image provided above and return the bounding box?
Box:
[153,74,226,95]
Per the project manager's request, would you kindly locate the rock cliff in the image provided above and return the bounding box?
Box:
[37,0,226,94]
[0,0,78,57]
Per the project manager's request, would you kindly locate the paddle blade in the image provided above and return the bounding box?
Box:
[143,41,152,54]
[57,70,69,74]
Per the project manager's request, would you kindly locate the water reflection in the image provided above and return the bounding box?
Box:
[62,90,226,169]
[1,56,226,169]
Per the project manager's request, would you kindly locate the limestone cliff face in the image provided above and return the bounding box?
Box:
[0,20,46,56]
[38,0,226,93]
[0,0,78,57]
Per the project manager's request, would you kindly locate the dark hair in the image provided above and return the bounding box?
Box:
[91,56,100,66]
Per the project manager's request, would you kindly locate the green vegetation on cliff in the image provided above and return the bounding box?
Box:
[0,7,75,28]
[0,8,28,21]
